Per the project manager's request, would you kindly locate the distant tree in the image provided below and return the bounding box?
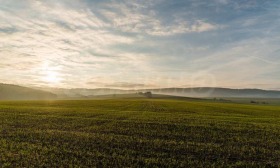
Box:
[144,91,152,98]
[250,100,258,104]
[137,92,144,95]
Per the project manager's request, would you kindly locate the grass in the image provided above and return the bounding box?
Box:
[0,98,280,167]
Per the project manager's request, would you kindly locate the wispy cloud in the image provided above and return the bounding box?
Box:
[0,0,279,89]
[99,1,221,36]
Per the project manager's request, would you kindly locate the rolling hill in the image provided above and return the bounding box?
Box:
[0,83,57,100]
[40,87,280,99]
[146,87,280,98]
[1,83,280,100]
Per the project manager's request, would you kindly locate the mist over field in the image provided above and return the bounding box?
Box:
[2,83,280,100]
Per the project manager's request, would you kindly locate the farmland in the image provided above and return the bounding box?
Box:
[0,98,280,167]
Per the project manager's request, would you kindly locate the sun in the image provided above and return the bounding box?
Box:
[41,62,62,85]
[45,71,60,83]
[43,71,61,84]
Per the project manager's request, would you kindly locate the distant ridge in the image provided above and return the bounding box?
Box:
[1,83,280,100]
[145,87,280,98]
[39,87,132,98]
[0,83,57,100]
[40,86,280,98]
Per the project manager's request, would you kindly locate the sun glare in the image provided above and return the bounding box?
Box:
[41,62,63,85]
[42,70,62,85]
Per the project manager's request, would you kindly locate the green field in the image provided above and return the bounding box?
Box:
[1,98,280,167]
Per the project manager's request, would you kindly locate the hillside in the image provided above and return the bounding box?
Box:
[144,87,280,98]
[0,83,57,100]
[39,87,280,98]
[37,87,134,98]
[2,84,280,99]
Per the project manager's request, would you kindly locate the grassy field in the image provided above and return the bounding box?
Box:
[0,98,280,167]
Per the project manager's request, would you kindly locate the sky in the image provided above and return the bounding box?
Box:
[0,0,280,89]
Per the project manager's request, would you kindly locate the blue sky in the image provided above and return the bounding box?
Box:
[0,0,280,89]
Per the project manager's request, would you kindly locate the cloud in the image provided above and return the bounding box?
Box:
[99,1,221,36]
[0,0,141,87]
[104,82,156,88]
[0,0,279,89]
[87,81,156,89]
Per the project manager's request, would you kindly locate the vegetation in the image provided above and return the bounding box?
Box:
[0,98,280,167]
[138,91,153,98]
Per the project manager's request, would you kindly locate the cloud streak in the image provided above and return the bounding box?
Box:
[0,0,279,89]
